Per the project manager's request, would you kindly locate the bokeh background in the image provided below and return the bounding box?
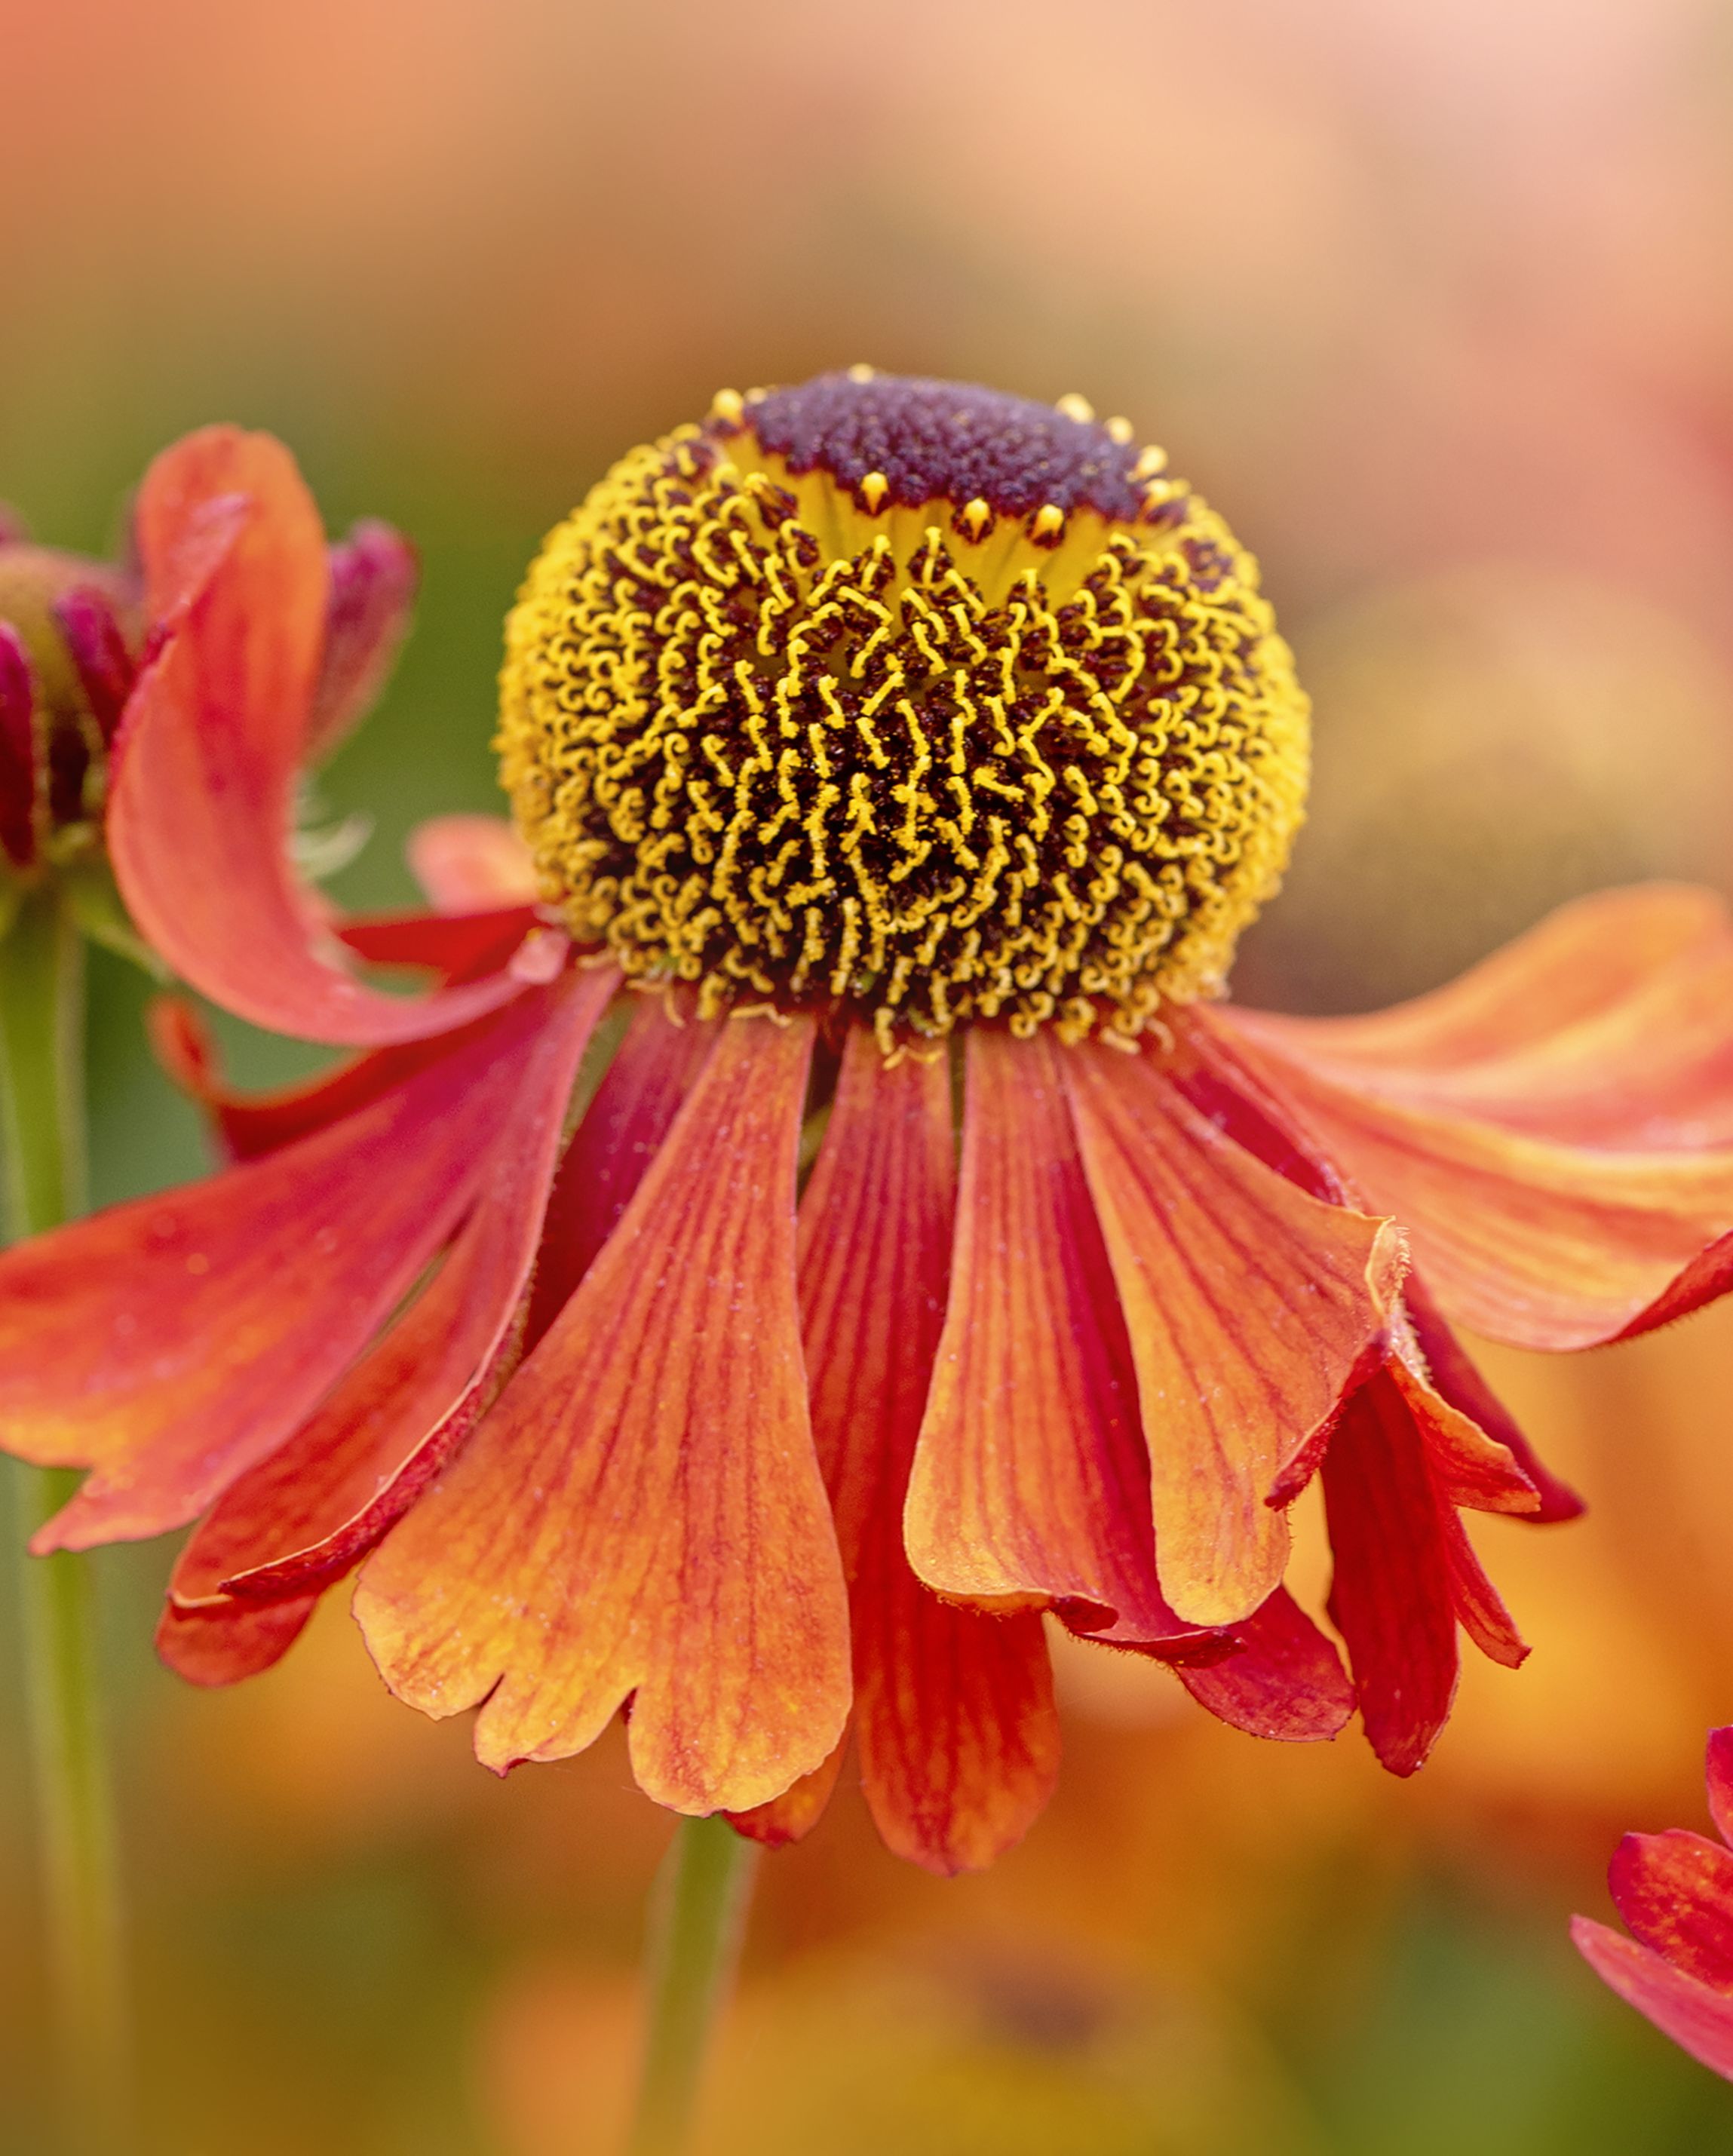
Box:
[6,0,1733,2148]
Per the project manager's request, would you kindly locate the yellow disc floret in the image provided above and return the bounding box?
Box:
[498,370,1309,1047]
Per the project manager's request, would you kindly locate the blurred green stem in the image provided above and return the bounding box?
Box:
[0,888,130,2156]
[626,1816,759,2156]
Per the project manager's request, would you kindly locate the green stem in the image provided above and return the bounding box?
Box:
[626,1817,759,2156]
[0,888,130,2156]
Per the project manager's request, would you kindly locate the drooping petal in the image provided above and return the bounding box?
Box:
[1608,1831,1733,1992]
[354,1016,851,1815]
[111,428,530,1044]
[1174,1587,1356,1742]
[0,996,553,1549]
[0,621,37,869]
[1400,1275,1583,1523]
[1320,1368,1459,1776]
[1063,1041,1402,1625]
[305,520,418,761]
[407,814,541,912]
[1572,1918,1733,2077]
[1229,886,1733,1149]
[791,1029,1057,1872]
[155,1594,317,1688]
[907,1030,1213,1654]
[1219,1020,1733,1351]
[1708,1728,1733,1848]
[524,998,717,1347]
[157,968,612,1683]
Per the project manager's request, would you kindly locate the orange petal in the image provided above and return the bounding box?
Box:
[155,1595,317,1688]
[727,1750,848,1853]
[1572,1917,1733,2078]
[354,1016,850,1815]
[1063,1041,1403,1625]
[112,428,528,1044]
[797,1030,1057,1872]
[406,815,541,912]
[1219,1017,1733,1351]
[162,969,612,1658]
[0,995,553,1549]
[1230,885,1733,1149]
[907,1030,1213,1654]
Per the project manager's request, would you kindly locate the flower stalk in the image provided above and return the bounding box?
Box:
[0,886,130,2156]
[626,1817,759,2156]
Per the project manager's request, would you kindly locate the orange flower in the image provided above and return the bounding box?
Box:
[1574,1728,1733,2078]
[4,378,1733,1874]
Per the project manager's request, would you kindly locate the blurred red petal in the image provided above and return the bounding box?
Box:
[1709,1729,1733,1848]
[0,998,551,1548]
[52,582,135,748]
[1064,1041,1402,1625]
[0,621,38,868]
[1232,886,1733,1149]
[354,1017,850,1814]
[1322,1368,1459,1776]
[407,814,540,911]
[112,427,529,1044]
[907,1029,1214,1655]
[798,1030,1057,1873]
[305,519,417,761]
[1572,1918,1733,2078]
[1609,1830,1733,1991]
[1176,1586,1355,1743]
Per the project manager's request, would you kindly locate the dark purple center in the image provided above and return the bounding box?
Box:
[736,372,1149,522]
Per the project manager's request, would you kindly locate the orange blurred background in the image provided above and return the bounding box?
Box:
[7,1,1733,2148]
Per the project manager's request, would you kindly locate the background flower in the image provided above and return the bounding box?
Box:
[5,0,1733,2150]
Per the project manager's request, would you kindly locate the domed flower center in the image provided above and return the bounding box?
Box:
[498,370,1309,1047]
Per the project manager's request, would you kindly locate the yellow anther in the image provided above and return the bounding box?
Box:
[1133,444,1169,480]
[846,363,876,384]
[1031,504,1066,542]
[1106,416,1134,444]
[859,471,890,514]
[710,388,745,425]
[959,496,992,541]
[1055,393,1095,424]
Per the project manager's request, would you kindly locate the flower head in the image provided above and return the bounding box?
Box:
[4,382,1733,1872]
[500,370,1307,1047]
[1574,1728,1733,2079]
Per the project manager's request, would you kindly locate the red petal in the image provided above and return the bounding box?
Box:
[1220,1018,1733,1351]
[1609,1830,1733,1992]
[0,621,38,869]
[354,1017,851,1814]
[336,907,542,982]
[1176,1586,1356,1742]
[1709,1728,1733,1847]
[1321,1368,1460,1776]
[111,428,529,1044]
[907,1030,1213,1654]
[1231,885,1733,1150]
[1063,1041,1402,1624]
[1572,1917,1733,2078]
[524,999,717,1348]
[155,1595,316,1688]
[305,520,417,761]
[407,815,540,912]
[797,1029,1058,1872]
[0,998,551,1548]
[53,583,135,749]
[166,970,612,1637]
